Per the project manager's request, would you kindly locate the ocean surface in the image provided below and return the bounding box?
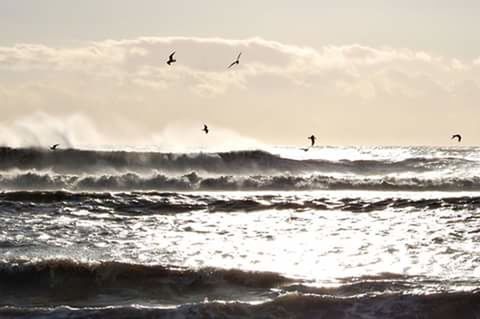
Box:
[1,146,480,318]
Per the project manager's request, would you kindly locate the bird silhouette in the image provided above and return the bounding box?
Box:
[203,124,209,134]
[166,51,176,65]
[308,135,316,147]
[451,134,462,142]
[228,52,242,69]
[50,144,60,150]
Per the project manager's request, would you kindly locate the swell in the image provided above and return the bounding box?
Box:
[2,291,480,319]
[2,191,480,213]
[0,259,294,307]
[2,171,480,192]
[0,147,471,175]
[0,259,293,288]
[2,259,479,316]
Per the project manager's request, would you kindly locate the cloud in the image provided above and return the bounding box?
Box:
[1,36,480,145]
[0,36,475,98]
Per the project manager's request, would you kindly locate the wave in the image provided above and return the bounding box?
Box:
[0,260,437,302]
[2,291,480,319]
[0,259,293,288]
[0,259,295,307]
[1,259,480,318]
[2,171,480,192]
[0,147,472,175]
[2,191,480,213]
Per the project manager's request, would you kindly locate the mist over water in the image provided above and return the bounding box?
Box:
[0,112,264,153]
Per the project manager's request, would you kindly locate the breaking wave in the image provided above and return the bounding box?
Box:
[1,171,480,192]
[0,147,473,175]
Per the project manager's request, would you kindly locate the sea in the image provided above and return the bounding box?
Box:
[1,145,480,318]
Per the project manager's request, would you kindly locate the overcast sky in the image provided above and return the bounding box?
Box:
[1,0,480,147]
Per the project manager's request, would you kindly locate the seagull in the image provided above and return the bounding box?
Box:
[451,134,462,142]
[227,52,242,69]
[203,124,209,134]
[166,51,176,65]
[308,135,316,147]
[50,144,60,150]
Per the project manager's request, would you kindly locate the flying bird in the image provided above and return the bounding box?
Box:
[227,52,242,69]
[203,124,209,134]
[166,51,176,65]
[308,135,316,147]
[50,144,60,150]
[451,134,462,142]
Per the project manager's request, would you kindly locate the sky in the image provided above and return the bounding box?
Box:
[1,0,480,147]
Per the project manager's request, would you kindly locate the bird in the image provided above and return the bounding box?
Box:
[308,135,316,147]
[451,134,462,142]
[227,52,242,69]
[50,144,60,150]
[166,51,176,65]
[203,124,209,134]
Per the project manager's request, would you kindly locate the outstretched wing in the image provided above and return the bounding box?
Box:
[227,61,237,69]
[169,51,175,59]
[237,52,242,61]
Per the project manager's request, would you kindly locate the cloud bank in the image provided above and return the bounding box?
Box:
[1,36,480,146]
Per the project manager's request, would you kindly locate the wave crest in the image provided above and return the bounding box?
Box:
[1,170,480,192]
[0,147,472,175]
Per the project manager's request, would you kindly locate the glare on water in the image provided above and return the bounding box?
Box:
[3,190,480,293]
